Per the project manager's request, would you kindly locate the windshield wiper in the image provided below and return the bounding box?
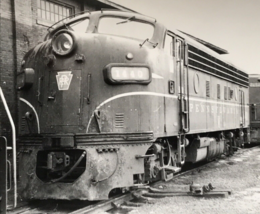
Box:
[140,38,158,48]
[116,16,135,25]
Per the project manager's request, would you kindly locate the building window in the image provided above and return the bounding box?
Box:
[37,0,73,24]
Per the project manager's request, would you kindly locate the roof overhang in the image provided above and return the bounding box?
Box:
[95,0,138,13]
[179,31,228,55]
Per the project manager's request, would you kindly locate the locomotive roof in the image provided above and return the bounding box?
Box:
[169,28,247,75]
[179,31,228,55]
[47,10,247,75]
[249,74,260,77]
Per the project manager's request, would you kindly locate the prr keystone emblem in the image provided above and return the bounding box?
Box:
[56,71,73,90]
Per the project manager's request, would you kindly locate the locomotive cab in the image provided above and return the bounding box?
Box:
[18,10,173,200]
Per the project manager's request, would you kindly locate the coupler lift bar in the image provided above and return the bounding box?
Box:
[134,183,231,199]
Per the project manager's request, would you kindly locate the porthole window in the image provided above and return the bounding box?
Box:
[224,86,227,100]
[234,88,238,101]
[193,73,199,94]
[206,81,210,97]
[230,89,234,100]
[217,84,221,99]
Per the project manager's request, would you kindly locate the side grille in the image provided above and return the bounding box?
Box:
[20,116,26,133]
[115,113,124,128]
[188,45,248,87]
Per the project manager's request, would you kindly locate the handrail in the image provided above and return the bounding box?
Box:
[0,136,7,213]
[0,87,17,208]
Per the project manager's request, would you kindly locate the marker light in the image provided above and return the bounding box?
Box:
[103,64,151,84]
[52,30,75,55]
[17,68,35,90]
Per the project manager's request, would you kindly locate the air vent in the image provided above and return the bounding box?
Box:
[20,116,26,133]
[115,113,124,128]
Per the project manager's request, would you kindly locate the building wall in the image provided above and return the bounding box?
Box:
[0,0,16,137]
[0,0,115,139]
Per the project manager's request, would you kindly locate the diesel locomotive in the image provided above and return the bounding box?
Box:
[17,10,249,200]
[249,74,260,143]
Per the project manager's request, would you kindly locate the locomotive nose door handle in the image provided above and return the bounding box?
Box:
[48,91,56,101]
[48,96,55,100]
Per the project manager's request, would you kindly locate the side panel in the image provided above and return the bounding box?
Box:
[249,77,260,121]
[188,67,248,134]
[45,70,82,127]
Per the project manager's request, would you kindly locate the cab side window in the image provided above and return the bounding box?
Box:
[164,33,174,56]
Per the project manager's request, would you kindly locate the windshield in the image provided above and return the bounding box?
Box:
[98,17,154,41]
[68,18,89,33]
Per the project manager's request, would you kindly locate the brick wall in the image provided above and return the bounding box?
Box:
[0,0,116,139]
[0,0,16,139]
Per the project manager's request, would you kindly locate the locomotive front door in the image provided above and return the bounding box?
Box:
[240,90,245,127]
[46,70,82,128]
[176,38,189,133]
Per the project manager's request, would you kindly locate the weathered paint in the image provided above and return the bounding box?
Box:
[18,142,151,200]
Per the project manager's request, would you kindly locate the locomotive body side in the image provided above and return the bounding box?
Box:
[17,11,249,200]
[186,43,249,133]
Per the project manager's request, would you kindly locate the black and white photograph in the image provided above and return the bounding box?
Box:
[0,0,260,213]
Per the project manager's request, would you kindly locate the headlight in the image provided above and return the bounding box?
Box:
[103,64,151,84]
[52,30,75,55]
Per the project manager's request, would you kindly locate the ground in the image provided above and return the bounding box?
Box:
[127,146,260,214]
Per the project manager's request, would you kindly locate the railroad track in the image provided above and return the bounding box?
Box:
[7,146,258,214]
[7,193,133,214]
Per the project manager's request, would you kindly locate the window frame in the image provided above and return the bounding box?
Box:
[36,0,74,27]
[164,32,175,56]
[97,16,155,42]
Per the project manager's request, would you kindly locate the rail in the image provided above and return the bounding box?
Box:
[0,87,17,209]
